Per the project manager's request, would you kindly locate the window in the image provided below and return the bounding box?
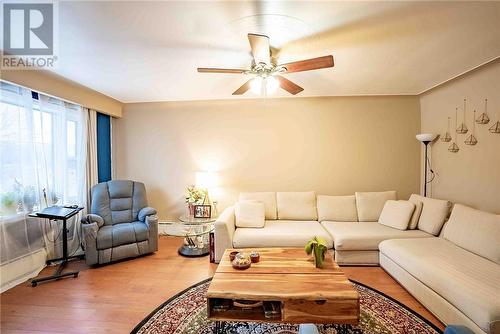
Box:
[0,82,87,216]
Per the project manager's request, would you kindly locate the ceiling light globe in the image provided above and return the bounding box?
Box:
[250,77,262,94]
[265,76,279,94]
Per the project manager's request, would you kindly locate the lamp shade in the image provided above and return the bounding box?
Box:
[416,133,437,143]
[195,171,219,189]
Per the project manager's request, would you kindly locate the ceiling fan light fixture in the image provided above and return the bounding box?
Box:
[265,75,279,94]
[250,77,262,94]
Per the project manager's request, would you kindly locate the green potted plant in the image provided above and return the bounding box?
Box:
[305,236,328,268]
[1,191,20,215]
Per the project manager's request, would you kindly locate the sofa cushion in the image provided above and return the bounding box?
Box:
[379,238,500,334]
[317,195,358,222]
[407,197,423,229]
[277,191,318,220]
[410,194,451,236]
[235,201,265,228]
[96,221,149,250]
[232,220,333,248]
[355,191,397,222]
[239,192,277,220]
[443,204,500,264]
[378,200,415,230]
[321,221,432,251]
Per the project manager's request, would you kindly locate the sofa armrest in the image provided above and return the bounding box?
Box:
[81,222,99,265]
[145,214,159,252]
[214,206,235,263]
[138,207,157,222]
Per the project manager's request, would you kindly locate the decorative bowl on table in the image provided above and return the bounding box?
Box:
[232,252,251,270]
[250,251,260,263]
[229,251,239,261]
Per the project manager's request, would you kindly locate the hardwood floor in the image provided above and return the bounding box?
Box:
[0,236,444,333]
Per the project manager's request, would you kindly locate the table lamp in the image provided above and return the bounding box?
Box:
[195,171,219,205]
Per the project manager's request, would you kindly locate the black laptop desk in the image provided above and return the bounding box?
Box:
[29,206,84,287]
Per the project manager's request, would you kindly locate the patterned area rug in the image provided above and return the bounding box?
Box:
[131,278,442,334]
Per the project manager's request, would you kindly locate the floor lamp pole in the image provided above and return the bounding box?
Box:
[423,141,430,197]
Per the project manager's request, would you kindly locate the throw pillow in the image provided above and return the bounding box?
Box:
[239,192,277,220]
[378,200,416,230]
[407,196,423,229]
[410,194,452,235]
[235,201,265,228]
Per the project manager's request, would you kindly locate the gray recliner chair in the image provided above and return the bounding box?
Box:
[81,180,158,265]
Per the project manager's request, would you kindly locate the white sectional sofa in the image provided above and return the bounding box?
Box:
[214,190,500,334]
[214,191,438,264]
[380,204,500,334]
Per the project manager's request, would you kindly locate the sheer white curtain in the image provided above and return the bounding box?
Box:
[0,82,87,291]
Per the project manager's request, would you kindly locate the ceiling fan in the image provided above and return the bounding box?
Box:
[197,33,334,96]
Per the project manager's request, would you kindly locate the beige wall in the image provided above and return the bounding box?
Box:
[114,96,420,220]
[1,70,122,117]
[420,60,500,213]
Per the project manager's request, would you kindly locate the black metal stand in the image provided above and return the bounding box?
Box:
[30,208,83,287]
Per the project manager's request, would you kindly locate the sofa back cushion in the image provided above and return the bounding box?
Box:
[355,191,397,222]
[317,195,358,222]
[410,194,451,236]
[235,201,265,228]
[277,191,318,220]
[239,192,277,220]
[443,204,500,264]
[378,200,416,230]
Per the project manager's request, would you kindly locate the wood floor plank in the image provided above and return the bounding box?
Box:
[0,236,444,333]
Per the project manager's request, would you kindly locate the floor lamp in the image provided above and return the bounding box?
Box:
[416,133,437,197]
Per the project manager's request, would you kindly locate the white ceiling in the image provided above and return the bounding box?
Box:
[50,1,500,102]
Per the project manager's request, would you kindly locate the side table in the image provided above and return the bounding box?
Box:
[28,206,84,286]
[164,215,216,257]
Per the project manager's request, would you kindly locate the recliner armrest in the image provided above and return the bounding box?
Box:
[144,214,158,253]
[82,214,104,228]
[138,207,157,222]
[81,222,99,265]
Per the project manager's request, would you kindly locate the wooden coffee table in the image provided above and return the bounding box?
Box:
[207,248,359,334]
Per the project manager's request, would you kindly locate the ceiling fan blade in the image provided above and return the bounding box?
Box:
[276,75,304,95]
[280,55,334,73]
[197,68,246,74]
[248,33,271,65]
[232,79,252,95]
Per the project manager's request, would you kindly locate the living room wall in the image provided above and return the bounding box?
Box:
[113,96,420,220]
[420,60,500,213]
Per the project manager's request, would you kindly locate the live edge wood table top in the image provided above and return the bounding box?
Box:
[206,248,360,325]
